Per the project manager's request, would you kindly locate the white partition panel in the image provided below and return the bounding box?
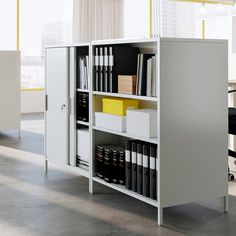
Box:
[159,39,228,208]
[0,51,20,130]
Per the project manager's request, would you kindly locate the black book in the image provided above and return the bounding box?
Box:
[150,145,157,200]
[112,46,139,93]
[131,141,137,192]
[118,149,125,185]
[125,141,132,190]
[140,54,155,96]
[137,143,143,195]
[143,144,150,197]
[96,145,104,179]
[95,47,100,91]
[104,146,113,183]
[77,92,89,122]
[111,147,119,184]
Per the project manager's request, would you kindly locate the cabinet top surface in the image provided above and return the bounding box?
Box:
[45,38,227,49]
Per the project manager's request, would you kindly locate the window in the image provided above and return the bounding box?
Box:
[124,0,150,38]
[162,0,232,39]
[20,0,73,88]
[0,0,16,50]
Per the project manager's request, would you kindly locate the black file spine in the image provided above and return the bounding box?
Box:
[77,92,89,122]
[125,141,132,190]
[131,142,137,192]
[111,148,119,184]
[96,145,104,179]
[104,47,109,92]
[108,47,114,93]
[99,47,104,92]
[150,146,157,200]
[143,144,150,197]
[104,146,112,183]
[137,143,143,195]
[118,150,125,185]
[95,47,100,91]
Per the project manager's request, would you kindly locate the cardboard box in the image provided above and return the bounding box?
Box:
[102,97,139,116]
[118,75,137,95]
[77,129,90,162]
[95,112,126,132]
[127,109,157,138]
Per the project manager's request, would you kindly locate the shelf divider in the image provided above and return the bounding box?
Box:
[77,120,89,126]
[77,88,89,93]
[93,126,157,144]
[93,91,157,102]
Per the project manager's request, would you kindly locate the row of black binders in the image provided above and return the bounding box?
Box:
[125,141,157,200]
[77,92,89,122]
[96,145,125,185]
[94,46,139,93]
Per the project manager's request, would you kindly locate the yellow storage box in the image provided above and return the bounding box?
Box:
[102,98,139,116]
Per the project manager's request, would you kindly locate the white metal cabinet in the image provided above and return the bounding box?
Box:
[45,47,69,166]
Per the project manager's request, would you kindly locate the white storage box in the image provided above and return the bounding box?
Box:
[127,109,157,138]
[77,129,90,162]
[95,112,126,132]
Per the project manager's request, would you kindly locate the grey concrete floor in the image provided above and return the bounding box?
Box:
[0,113,236,236]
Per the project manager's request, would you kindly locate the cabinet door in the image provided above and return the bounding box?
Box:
[45,47,69,166]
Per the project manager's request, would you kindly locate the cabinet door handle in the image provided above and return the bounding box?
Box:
[45,94,48,111]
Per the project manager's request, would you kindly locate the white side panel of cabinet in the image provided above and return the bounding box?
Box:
[159,39,228,208]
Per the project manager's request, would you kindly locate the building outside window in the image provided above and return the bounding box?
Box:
[20,0,73,88]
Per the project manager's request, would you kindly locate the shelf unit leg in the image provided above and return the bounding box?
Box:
[224,195,228,213]
[89,178,93,194]
[44,159,48,174]
[17,128,21,139]
[158,207,163,226]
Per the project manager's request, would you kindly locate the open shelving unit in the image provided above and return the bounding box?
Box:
[45,38,228,226]
[90,39,160,220]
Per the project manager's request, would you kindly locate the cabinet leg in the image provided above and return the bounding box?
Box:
[17,128,21,139]
[158,207,163,226]
[224,195,228,213]
[44,159,48,174]
[89,178,93,194]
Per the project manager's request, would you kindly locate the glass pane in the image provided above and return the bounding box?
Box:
[0,0,16,50]
[162,0,232,40]
[20,0,73,88]
[124,0,150,38]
